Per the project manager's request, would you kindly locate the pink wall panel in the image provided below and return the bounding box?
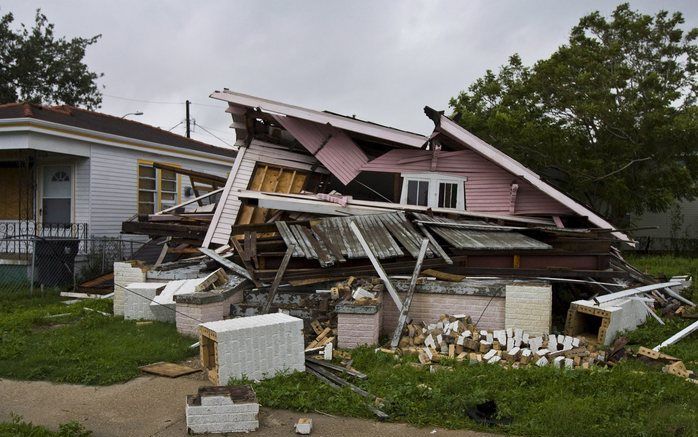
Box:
[274,115,368,185]
[361,149,571,216]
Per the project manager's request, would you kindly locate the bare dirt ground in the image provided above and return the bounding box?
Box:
[0,374,497,437]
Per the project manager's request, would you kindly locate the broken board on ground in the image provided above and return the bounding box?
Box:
[139,361,200,378]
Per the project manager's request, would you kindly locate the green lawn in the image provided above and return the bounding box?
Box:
[0,290,196,385]
[240,254,698,437]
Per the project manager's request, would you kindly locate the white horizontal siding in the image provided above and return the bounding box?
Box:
[209,156,255,245]
[88,144,230,237]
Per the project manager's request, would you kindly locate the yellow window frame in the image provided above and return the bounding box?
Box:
[137,160,182,213]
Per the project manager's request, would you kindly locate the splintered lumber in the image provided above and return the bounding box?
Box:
[349,221,402,310]
[198,247,255,282]
[416,223,453,264]
[305,357,367,379]
[305,363,389,420]
[390,239,429,349]
[421,269,465,282]
[305,366,341,389]
[229,237,263,287]
[261,245,295,314]
[654,320,698,351]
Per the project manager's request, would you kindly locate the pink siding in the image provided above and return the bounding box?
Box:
[362,149,571,215]
[273,115,368,185]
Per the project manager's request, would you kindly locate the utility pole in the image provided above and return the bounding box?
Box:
[185,100,191,138]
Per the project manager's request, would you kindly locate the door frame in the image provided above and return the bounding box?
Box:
[37,163,76,226]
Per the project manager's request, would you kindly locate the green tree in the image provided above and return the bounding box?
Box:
[0,9,103,108]
[449,4,697,223]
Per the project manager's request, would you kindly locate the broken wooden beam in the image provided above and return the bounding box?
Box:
[390,239,429,349]
[261,245,295,314]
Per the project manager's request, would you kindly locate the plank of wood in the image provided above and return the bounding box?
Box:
[661,287,696,307]
[197,247,255,282]
[305,357,367,379]
[139,362,200,378]
[420,269,465,282]
[417,223,453,264]
[311,225,346,262]
[390,239,429,349]
[596,281,684,304]
[300,226,334,267]
[79,272,114,288]
[349,221,402,310]
[228,238,263,287]
[305,363,389,420]
[261,244,295,314]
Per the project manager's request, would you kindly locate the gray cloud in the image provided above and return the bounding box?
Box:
[4,1,696,148]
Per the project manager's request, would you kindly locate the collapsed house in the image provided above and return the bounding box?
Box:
[116,90,694,380]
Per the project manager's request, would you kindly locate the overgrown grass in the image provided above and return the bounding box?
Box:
[0,414,90,437]
[0,290,196,385]
[240,348,698,437]
[239,254,698,436]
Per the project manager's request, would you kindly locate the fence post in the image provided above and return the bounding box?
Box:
[29,236,35,296]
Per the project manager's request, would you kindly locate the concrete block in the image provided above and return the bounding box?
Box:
[123,282,166,320]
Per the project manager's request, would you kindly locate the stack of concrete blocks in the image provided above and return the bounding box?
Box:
[199,313,305,384]
[113,261,147,316]
[504,283,553,335]
[123,282,166,320]
[336,302,382,349]
[186,386,259,434]
[565,297,649,345]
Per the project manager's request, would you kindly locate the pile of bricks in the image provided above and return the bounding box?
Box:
[186,386,259,434]
[397,314,605,369]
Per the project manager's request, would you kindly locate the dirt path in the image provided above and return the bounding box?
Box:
[0,375,497,437]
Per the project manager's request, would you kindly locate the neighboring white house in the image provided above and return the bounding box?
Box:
[0,103,235,253]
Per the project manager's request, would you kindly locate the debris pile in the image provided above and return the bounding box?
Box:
[395,314,605,369]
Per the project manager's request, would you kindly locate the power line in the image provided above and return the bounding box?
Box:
[195,122,235,148]
[167,120,184,132]
[102,93,225,109]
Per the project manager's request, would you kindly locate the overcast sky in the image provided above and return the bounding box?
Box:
[4,1,697,149]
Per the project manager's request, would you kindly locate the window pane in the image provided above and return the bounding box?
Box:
[138,202,154,214]
[139,178,156,190]
[138,191,155,202]
[407,180,418,205]
[417,181,429,206]
[161,169,176,181]
[161,180,176,192]
[139,166,155,178]
[161,192,175,201]
[438,183,458,208]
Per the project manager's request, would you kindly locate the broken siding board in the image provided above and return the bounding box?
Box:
[275,222,304,257]
[290,224,318,259]
[300,226,334,267]
[311,225,346,262]
[369,214,403,258]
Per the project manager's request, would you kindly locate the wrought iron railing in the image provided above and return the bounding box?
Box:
[0,221,89,255]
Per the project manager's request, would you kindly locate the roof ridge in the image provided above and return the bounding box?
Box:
[50,104,228,150]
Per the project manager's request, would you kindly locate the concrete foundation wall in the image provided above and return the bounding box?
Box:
[505,283,552,335]
[381,292,505,335]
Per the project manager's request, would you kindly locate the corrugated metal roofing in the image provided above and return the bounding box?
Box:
[412,213,551,250]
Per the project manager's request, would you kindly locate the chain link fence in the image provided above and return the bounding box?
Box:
[0,235,146,296]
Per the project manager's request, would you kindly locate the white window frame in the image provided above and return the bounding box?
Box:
[400,172,466,210]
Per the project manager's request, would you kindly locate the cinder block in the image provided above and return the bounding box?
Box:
[200,314,305,383]
[123,282,166,320]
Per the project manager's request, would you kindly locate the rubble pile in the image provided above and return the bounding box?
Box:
[397,314,605,369]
